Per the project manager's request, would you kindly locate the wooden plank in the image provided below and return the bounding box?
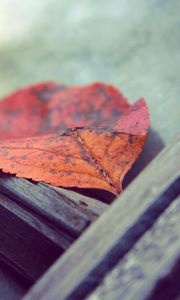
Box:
[0,192,73,250]
[87,196,180,300]
[23,136,180,300]
[0,175,90,237]
[43,183,108,216]
[0,195,63,282]
[0,173,107,282]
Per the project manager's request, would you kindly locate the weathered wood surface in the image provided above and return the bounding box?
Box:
[0,192,73,250]
[0,176,107,284]
[0,175,90,237]
[23,136,180,300]
[88,196,180,300]
[44,184,108,216]
[0,194,62,282]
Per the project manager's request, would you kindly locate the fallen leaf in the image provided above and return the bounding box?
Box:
[0,82,150,194]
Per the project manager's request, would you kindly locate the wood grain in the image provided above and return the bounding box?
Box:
[0,192,63,282]
[43,183,108,216]
[0,177,107,284]
[0,175,90,237]
[0,192,73,250]
[87,196,180,300]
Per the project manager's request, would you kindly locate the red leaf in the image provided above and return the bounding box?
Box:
[0,82,150,194]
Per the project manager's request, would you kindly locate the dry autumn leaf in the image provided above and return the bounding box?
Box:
[0,82,150,194]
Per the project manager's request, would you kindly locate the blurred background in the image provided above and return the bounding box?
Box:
[0,0,179,144]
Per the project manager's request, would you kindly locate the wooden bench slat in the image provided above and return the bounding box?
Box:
[0,175,90,237]
[43,183,108,217]
[0,192,73,250]
[0,193,63,282]
[0,173,107,283]
[87,196,180,300]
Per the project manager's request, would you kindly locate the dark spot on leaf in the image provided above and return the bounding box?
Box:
[50,169,58,174]
[21,155,27,160]
[10,155,16,159]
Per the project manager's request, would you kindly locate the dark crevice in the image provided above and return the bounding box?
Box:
[146,257,180,300]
